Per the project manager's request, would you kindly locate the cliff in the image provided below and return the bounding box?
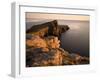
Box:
[26,35,89,67]
[26,20,69,37]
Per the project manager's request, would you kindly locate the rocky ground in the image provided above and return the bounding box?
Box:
[26,20,89,67]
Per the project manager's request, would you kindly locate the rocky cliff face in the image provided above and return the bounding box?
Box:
[26,35,89,67]
[26,20,89,67]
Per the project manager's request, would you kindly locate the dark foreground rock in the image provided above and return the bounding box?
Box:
[26,48,63,67]
[26,20,69,37]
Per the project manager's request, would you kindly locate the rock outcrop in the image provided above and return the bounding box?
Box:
[26,20,69,37]
[26,35,89,67]
[26,20,89,67]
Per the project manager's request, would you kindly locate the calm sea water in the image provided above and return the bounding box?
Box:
[26,20,89,57]
[59,20,89,57]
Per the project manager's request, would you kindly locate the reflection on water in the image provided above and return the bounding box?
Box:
[60,20,89,57]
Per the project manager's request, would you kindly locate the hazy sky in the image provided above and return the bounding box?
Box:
[26,12,90,22]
